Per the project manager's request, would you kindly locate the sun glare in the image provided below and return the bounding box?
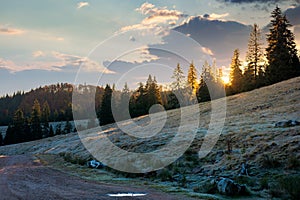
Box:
[222,76,230,85]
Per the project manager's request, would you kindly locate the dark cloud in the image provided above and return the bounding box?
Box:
[203,14,210,18]
[173,16,251,66]
[219,0,296,4]
[285,6,300,26]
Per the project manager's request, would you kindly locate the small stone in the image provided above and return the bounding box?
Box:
[217,178,246,196]
[275,120,300,128]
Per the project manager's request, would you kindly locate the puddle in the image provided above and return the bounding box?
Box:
[107,193,147,197]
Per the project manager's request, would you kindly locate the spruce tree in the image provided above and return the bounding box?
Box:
[98,84,115,126]
[187,62,198,94]
[171,63,185,90]
[42,101,50,137]
[55,124,62,135]
[245,23,264,90]
[13,109,27,142]
[41,101,50,127]
[147,76,162,112]
[229,49,244,94]
[4,125,15,145]
[49,125,54,137]
[118,82,131,121]
[265,6,300,84]
[31,99,42,140]
[64,120,72,134]
[130,82,148,117]
[197,62,213,102]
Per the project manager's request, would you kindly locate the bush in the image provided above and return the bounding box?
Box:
[59,152,87,165]
[286,155,300,169]
[260,176,269,190]
[278,175,300,200]
[156,168,173,182]
[261,154,281,168]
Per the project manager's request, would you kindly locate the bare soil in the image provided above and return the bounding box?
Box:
[0,155,198,200]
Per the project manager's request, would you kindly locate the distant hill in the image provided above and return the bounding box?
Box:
[0,83,104,126]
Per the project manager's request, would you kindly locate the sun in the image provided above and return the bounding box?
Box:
[221,76,230,85]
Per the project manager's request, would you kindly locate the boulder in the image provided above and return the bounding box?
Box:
[275,120,300,128]
[217,178,247,196]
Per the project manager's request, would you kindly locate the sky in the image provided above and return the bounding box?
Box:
[1,0,300,95]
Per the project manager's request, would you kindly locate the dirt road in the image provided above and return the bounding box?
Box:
[0,155,198,200]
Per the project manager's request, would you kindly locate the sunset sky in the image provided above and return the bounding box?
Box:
[1,0,300,95]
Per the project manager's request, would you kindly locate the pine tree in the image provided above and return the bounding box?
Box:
[41,101,50,137]
[245,23,264,90]
[229,49,244,94]
[197,62,213,102]
[98,84,115,126]
[171,63,185,90]
[55,124,62,135]
[64,120,72,134]
[118,82,131,121]
[13,109,27,142]
[31,99,42,140]
[147,76,162,112]
[265,6,300,84]
[129,82,147,118]
[4,125,14,145]
[49,125,54,137]
[42,101,50,126]
[187,62,198,94]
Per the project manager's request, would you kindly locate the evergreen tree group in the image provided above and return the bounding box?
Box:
[227,6,300,94]
[3,99,74,146]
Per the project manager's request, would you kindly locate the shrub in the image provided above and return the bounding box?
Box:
[278,175,300,200]
[59,152,87,165]
[286,155,300,169]
[261,154,281,168]
[156,168,173,182]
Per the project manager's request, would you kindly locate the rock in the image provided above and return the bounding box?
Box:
[239,162,249,176]
[217,178,247,196]
[275,120,300,128]
[194,178,217,194]
[87,160,105,168]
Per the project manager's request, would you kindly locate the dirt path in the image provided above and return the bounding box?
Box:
[0,155,199,200]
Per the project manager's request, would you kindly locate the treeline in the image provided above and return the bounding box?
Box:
[96,61,225,126]
[1,99,74,145]
[0,83,105,126]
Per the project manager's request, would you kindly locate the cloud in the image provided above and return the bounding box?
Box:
[174,16,251,67]
[0,58,61,72]
[0,26,24,35]
[121,2,187,32]
[201,47,214,56]
[52,51,115,73]
[0,51,115,73]
[32,51,45,58]
[218,0,300,11]
[285,5,300,26]
[203,13,229,21]
[129,36,136,42]
[77,2,89,9]
[218,0,297,3]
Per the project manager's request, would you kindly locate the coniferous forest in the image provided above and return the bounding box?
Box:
[0,6,299,146]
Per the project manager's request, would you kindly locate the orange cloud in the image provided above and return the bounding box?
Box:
[0,26,25,35]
